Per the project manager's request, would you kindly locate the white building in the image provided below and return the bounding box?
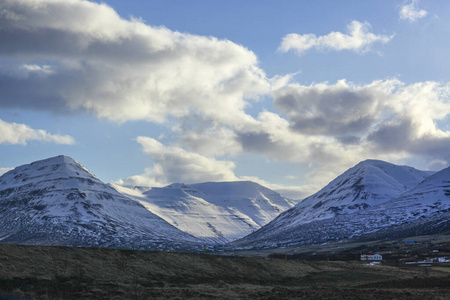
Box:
[361,253,382,261]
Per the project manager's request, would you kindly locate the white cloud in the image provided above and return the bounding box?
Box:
[273,79,450,160]
[177,126,243,157]
[400,0,427,22]
[0,118,75,145]
[0,0,316,198]
[20,64,55,76]
[0,0,270,123]
[118,77,450,197]
[116,137,239,187]
[273,79,450,145]
[273,79,389,136]
[279,21,394,55]
[1,0,447,200]
[115,137,311,199]
[0,167,13,176]
[228,79,450,189]
[115,79,450,199]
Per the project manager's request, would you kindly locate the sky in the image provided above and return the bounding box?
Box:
[1,0,450,199]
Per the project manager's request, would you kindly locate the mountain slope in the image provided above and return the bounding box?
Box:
[267,160,432,229]
[230,160,443,249]
[0,156,201,250]
[115,181,294,243]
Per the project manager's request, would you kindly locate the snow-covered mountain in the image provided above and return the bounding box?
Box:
[230,160,446,249]
[3,155,445,251]
[0,156,201,250]
[267,160,432,229]
[362,165,450,236]
[114,181,295,243]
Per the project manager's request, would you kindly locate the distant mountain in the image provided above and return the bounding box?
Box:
[267,160,432,228]
[360,165,450,237]
[3,156,445,252]
[0,156,201,250]
[114,181,294,243]
[230,160,446,249]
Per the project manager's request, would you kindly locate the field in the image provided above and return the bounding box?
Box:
[227,232,450,257]
[0,243,449,299]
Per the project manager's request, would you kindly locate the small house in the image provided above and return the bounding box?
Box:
[361,253,382,261]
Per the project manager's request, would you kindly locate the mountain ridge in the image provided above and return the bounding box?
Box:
[1,155,447,251]
[268,159,433,230]
[114,180,294,243]
[0,155,201,250]
[229,162,449,250]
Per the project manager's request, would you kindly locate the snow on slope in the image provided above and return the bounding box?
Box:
[270,160,433,229]
[114,181,294,243]
[231,162,449,250]
[0,156,201,250]
[366,165,450,225]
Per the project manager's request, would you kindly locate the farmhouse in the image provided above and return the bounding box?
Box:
[361,253,382,261]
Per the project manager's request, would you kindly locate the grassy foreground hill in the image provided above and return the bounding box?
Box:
[0,243,450,299]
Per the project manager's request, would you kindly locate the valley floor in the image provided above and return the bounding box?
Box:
[0,243,449,299]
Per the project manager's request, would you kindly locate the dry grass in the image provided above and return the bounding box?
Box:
[0,243,449,299]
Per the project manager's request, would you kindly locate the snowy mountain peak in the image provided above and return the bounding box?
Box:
[0,155,99,189]
[26,155,87,172]
[358,159,392,167]
[413,165,450,189]
[354,159,434,190]
[0,156,201,249]
[253,159,433,233]
[117,180,295,243]
[230,161,444,250]
[387,165,450,205]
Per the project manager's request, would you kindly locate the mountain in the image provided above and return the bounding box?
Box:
[0,156,201,250]
[264,160,432,228]
[3,155,444,252]
[359,165,450,237]
[230,160,445,249]
[114,181,295,243]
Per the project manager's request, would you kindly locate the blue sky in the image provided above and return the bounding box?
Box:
[1,0,450,198]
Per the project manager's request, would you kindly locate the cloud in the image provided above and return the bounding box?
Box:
[274,79,388,136]
[115,137,312,199]
[177,125,243,157]
[234,111,372,179]
[399,0,428,22]
[2,0,446,200]
[0,118,75,145]
[213,79,450,190]
[116,137,239,187]
[279,21,393,55]
[0,0,334,199]
[116,78,450,199]
[271,79,450,162]
[366,81,450,158]
[0,168,13,176]
[0,0,270,123]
